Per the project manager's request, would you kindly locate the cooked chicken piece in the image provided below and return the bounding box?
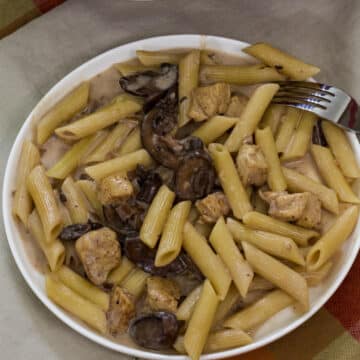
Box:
[99,173,134,205]
[260,190,309,222]
[297,194,322,229]
[225,95,248,117]
[188,83,231,121]
[75,227,121,285]
[145,277,180,313]
[237,144,268,186]
[107,286,135,336]
[195,192,230,224]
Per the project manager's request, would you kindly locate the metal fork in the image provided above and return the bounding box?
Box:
[272,81,360,133]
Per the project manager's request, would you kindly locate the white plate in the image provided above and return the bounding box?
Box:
[3,35,360,360]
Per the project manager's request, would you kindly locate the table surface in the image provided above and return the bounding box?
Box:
[1,1,360,359]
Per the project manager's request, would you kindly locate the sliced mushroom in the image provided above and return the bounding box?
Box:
[175,151,215,200]
[59,221,102,241]
[129,311,180,350]
[123,233,198,276]
[120,63,178,98]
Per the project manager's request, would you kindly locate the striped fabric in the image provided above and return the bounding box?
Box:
[0,0,65,39]
[1,2,360,359]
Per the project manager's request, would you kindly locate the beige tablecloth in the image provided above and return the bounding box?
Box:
[1,1,360,359]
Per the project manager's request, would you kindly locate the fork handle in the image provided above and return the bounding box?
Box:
[337,98,360,134]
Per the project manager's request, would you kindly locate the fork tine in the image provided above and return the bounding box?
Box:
[277,81,336,95]
[273,94,328,109]
[272,97,327,110]
[276,89,331,103]
[277,87,333,100]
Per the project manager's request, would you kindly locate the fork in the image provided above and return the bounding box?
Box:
[272,81,360,133]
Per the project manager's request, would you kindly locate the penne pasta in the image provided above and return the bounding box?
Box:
[57,266,109,311]
[28,210,65,272]
[183,222,232,300]
[255,126,287,191]
[76,180,103,219]
[242,241,309,310]
[46,273,107,334]
[201,64,285,85]
[46,135,95,179]
[85,149,153,181]
[282,167,339,214]
[322,121,360,178]
[192,116,238,144]
[281,111,316,161]
[307,205,359,271]
[227,217,305,265]
[204,329,252,351]
[108,257,135,284]
[296,261,333,287]
[27,165,63,242]
[116,126,142,156]
[61,177,89,224]
[260,104,285,134]
[311,144,360,204]
[184,280,219,360]
[137,50,183,66]
[155,201,191,266]
[85,120,136,163]
[223,289,294,330]
[120,268,150,299]
[13,140,40,226]
[210,217,254,297]
[275,107,300,153]
[178,50,200,126]
[37,82,90,145]
[243,42,320,80]
[140,185,175,248]
[209,143,252,219]
[225,83,280,152]
[176,285,202,322]
[55,94,142,141]
[115,62,158,75]
[242,211,319,246]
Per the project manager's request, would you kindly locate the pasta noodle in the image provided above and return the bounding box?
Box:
[224,289,294,330]
[176,285,202,322]
[28,210,65,272]
[76,180,103,219]
[155,201,191,266]
[200,64,285,85]
[178,50,200,126]
[275,107,300,153]
[225,83,280,152]
[57,266,109,311]
[61,177,89,224]
[192,115,238,144]
[307,205,359,271]
[184,280,219,360]
[243,42,320,80]
[115,126,142,156]
[242,211,319,246]
[210,217,254,297]
[183,222,231,300]
[55,94,142,141]
[107,257,135,284]
[27,165,63,242]
[227,217,305,265]
[322,121,360,178]
[46,273,107,334]
[137,50,183,66]
[120,268,150,299]
[12,140,40,226]
[242,241,309,310]
[311,144,360,204]
[255,126,287,191]
[140,185,175,248]
[37,82,90,145]
[209,143,252,219]
[85,149,153,181]
[281,111,316,161]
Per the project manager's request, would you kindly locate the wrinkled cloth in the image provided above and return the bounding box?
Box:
[0,1,360,359]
